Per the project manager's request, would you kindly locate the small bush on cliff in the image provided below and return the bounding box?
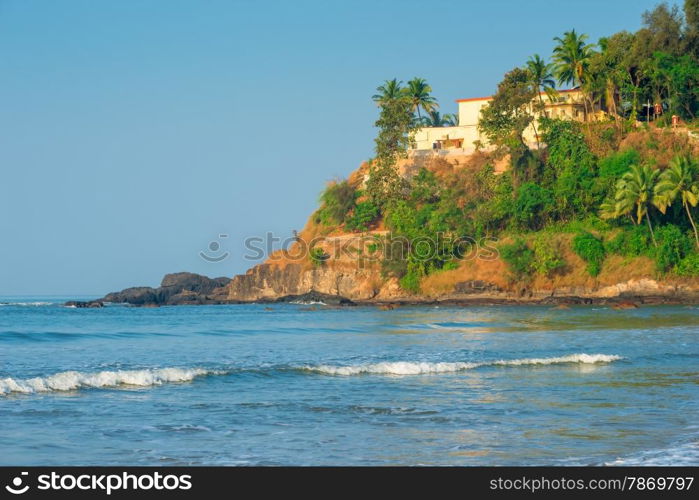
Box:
[675,252,699,276]
[572,232,605,277]
[309,247,328,266]
[595,149,640,200]
[513,183,554,230]
[316,180,357,226]
[606,226,653,257]
[532,234,566,277]
[346,201,379,232]
[654,225,692,274]
[399,268,422,293]
[540,118,598,218]
[380,235,409,279]
[500,238,535,280]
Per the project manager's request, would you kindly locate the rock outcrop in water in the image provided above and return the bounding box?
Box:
[82,272,232,307]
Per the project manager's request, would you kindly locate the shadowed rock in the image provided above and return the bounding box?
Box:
[72,272,233,307]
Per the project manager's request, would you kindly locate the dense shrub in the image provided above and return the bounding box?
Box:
[309,247,328,266]
[539,119,597,217]
[572,232,605,277]
[675,253,699,276]
[606,226,653,257]
[500,238,535,280]
[654,225,692,273]
[346,201,379,232]
[316,181,357,225]
[399,270,422,293]
[595,149,640,199]
[513,183,554,230]
[532,234,566,276]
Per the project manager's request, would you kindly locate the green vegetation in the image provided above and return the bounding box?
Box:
[366,91,415,208]
[572,232,606,276]
[345,201,379,232]
[315,1,699,291]
[532,234,567,277]
[309,247,328,266]
[500,239,535,280]
[676,252,699,276]
[654,155,699,246]
[315,181,356,226]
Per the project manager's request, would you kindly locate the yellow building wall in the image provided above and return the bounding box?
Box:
[412,89,592,151]
[457,99,492,127]
[412,125,482,151]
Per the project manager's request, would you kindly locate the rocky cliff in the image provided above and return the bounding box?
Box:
[225,151,699,306]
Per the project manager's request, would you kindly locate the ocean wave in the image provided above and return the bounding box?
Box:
[300,353,622,376]
[0,367,221,396]
[0,354,623,395]
[0,301,54,307]
[605,437,699,466]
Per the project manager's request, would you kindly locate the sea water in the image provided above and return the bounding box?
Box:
[0,299,697,465]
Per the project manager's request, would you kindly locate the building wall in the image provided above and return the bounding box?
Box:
[412,89,595,151]
[458,98,492,127]
[412,125,482,151]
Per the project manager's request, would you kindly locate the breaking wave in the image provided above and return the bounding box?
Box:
[0,367,222,395]
[0,354,623,396]
[300,353,622,376]
[605,435,699,466]
[0,301,54,307]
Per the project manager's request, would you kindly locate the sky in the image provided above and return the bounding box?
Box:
[0,0,665,296]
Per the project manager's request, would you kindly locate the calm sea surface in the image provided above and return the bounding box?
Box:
[1,298,698,465]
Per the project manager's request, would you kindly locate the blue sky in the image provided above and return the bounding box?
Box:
[0,0,663,295]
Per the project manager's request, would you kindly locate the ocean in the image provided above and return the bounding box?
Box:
[1,298,698,466]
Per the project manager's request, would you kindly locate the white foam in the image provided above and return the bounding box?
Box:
[0,367,219,395]
[302,353,622,376]
[605,438,699,466]
[0,301,53,307]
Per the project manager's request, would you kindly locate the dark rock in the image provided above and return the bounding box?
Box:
[454,280,501,294]
[612,300,639,310]
[275,290,355,306]
[540,296,592,305]
[102,287,159,306]
[378,303,398,310]
[92,272,232,307]
[65,300,104,308]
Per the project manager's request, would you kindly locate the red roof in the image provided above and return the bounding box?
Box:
[455,88,579,103]
[455,96,491,103]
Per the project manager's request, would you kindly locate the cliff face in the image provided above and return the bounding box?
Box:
[226,228,407,302]
[226,258,699,304]
[225,151,699,305]
[227,263,383,301]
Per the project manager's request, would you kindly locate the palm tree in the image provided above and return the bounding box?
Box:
[526,54,557,107]
[552,30,596,118]
[614,164,660,246]
[599,198,620,220]
[525,54,557,148]
[420,110,457,127]
[654,155,699,248]
[443,113,458,126]
[405,77,438,120]
[372,79,404,106]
